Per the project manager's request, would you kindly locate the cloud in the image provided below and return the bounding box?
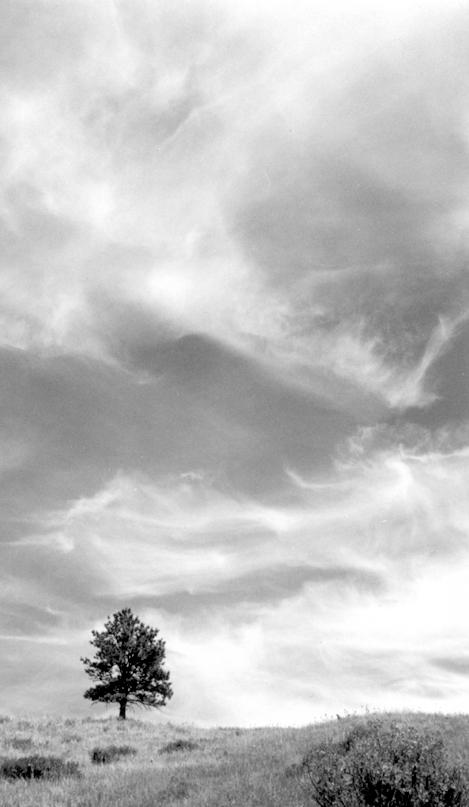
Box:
[0,603,60,637]
[0,427,464,724]
[222,7,469,403]
[0,337,357,532]
[0,0,466,415]
[0,0,468,724]
[432,656,469,677]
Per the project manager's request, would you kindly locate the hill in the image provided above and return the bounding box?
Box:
[0,712,469,806]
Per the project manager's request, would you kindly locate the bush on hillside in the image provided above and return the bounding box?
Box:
[0,755,80,780]
[159,739,199,754]
[302,717,468,806]
[90,745,137,764]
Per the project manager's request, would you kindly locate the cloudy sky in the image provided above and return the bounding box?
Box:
[0,0,468,726]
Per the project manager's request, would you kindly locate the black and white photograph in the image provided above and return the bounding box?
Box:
[0,0,468,804]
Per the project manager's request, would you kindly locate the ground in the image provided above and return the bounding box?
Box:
[0,711,468,806]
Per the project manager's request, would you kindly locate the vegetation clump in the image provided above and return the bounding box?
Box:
[9,736,33,751]
[90,744,137,764]
[0,755,80,780]
[159,739,200,754]
[302,717,468,806]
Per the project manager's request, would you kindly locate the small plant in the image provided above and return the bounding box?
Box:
[90,745,137,764]
[302,717,468,807]
[9,737,34,751]
[284,761,303,779]
[0,755,80,780]
[159,739,199,754]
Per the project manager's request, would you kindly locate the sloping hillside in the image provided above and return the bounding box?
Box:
[0,712,469,807]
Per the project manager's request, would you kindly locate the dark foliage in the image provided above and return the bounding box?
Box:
[81,608,173,720]
[159,739,200,754]
[302,718,468,807]
[90,745,137,764]
[0,755,80,780]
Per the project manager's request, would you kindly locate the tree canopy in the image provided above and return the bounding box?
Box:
[81,608,173,719]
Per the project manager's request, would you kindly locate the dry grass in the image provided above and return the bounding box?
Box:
[0,711,467,806]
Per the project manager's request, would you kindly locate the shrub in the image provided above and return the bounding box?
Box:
[0,755,80,780]
[90,745,137,764]
[302,717,468,807]
[159,739,199,754]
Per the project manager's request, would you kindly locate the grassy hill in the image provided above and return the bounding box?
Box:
[0,712,469,807]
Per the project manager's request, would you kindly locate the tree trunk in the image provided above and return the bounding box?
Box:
[119,699,127,720]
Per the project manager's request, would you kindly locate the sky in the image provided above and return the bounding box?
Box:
[0,0,468,727]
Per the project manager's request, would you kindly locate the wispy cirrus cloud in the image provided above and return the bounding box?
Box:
[1,428,466,724]
[0,1,467,412]
[0,0,468,724]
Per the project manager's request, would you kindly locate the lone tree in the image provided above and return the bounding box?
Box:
[81,608,173,720]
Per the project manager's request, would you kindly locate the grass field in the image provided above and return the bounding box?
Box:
[0,712,469,807]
